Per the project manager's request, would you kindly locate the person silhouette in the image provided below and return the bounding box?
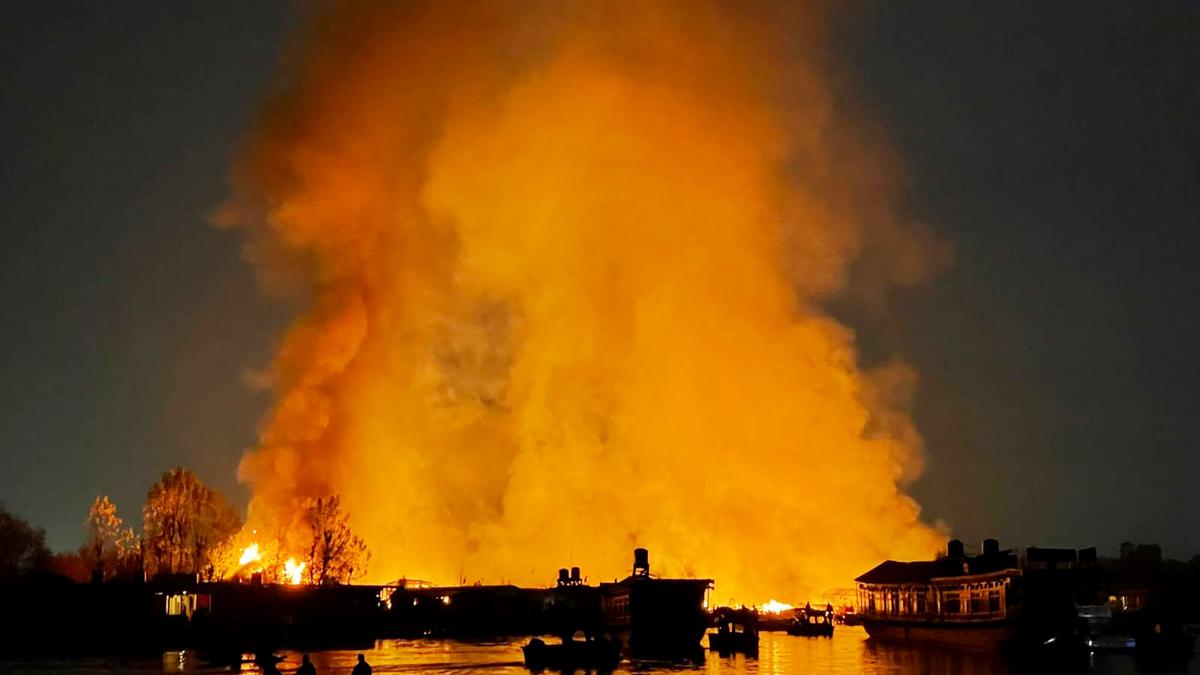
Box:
[296,654,317,675]
[351,653,372,675]
[254,652,282,675]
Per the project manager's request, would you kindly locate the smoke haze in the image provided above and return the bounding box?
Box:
[221,0,948,602]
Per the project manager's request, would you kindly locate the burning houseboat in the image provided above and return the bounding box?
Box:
[854,539,1022,650]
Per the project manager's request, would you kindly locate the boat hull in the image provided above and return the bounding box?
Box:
[787,622,833,637]
[707,631,759,654]
[522,638,620,670]
[862,618,1017,650]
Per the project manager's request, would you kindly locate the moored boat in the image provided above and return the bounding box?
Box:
[600,548,712,659]
[787,603,834,637]
[708,607,758,654]
[840,611,864,626]
[522,636,620,671]
[1076,603,1134,652]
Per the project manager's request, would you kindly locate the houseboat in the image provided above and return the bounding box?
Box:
[521,548,712,667]
[855,539,1022,650]
[599,548,712,658]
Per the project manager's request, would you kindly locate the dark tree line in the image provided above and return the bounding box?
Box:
[1,467,371,586]
[141,467,240,578]
[0,503,50,580]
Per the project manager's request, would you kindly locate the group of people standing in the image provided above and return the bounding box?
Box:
[257,652,372,675]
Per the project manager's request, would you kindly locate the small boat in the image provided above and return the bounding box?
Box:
[708,607,759,655]
[1079,604,1195,655]
[522,636,620,671]
[1077,604,1134,652]
[840,611,864,626]
[787,603,835,637]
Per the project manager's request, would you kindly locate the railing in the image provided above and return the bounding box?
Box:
[859,608,1008,623]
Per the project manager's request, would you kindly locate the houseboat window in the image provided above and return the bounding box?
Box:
[916,594,926,613]
[611,598,629,616]
[943,592,961,614]
[166,594,187,616]
[889,592,900,614]
[988,590,1001,612]
[164,593,209,619]
[970,592,984,614]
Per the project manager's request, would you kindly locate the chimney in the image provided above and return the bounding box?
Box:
[1119,542,1135,560]
[947,539,965,559]
[982,538,1000,557]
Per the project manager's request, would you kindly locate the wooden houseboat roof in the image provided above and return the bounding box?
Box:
[856,552,1020,586]
[855,560,959,585]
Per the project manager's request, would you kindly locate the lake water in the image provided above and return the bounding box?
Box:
[3,627,1196,674]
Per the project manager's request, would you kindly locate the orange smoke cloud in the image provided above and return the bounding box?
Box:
[221,0,947,602]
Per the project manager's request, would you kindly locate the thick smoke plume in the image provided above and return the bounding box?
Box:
[222,0,948,602]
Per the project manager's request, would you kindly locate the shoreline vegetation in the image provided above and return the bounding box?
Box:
[5,471,1200,662]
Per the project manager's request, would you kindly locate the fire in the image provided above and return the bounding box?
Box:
[283,558,306,585]
[224,0,950,600]
[761,599,794,614]
[238,543,262,567]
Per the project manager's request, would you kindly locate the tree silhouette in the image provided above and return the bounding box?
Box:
[0,503,50,580]
[82,496,122,581]
[303,495,370,585]
[142,468,240,577]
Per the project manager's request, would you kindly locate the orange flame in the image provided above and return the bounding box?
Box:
[283,558,306,585]
[225,0,949,601]
[761,599,794,614]
[238,543,262,568]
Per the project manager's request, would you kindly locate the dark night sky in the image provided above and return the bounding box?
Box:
[2,2,1198,556]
